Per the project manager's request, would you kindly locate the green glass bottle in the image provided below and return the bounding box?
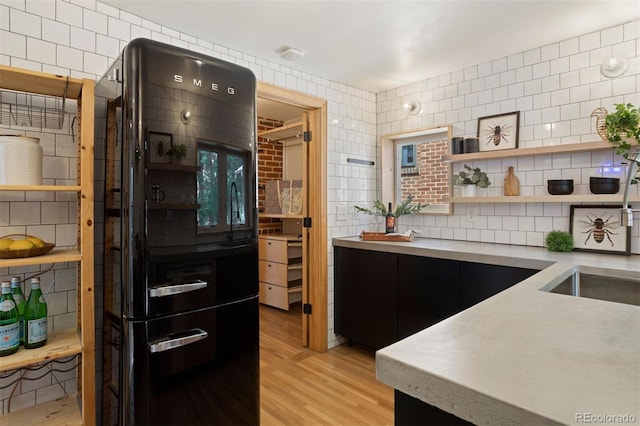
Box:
[24,277,47,349]
[10,276,26,345]
[0,281,20,357]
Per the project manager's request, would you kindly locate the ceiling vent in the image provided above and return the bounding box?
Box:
[278,46,304,61]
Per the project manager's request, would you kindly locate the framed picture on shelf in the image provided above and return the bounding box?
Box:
[477,111,520,152]
[149,131,173,164]
[569,205,631,255]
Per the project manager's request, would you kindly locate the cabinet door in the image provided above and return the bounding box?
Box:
[334,247,398,350]
[398,255,459,339]
[460,261,538,309]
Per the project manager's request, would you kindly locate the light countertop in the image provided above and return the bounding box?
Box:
[333,237,640,425]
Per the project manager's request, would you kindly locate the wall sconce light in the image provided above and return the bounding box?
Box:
[601,57,628,78]
[180,110,191,124]
[403,100,421,116]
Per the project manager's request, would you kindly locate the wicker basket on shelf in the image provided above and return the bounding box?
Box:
[0,234,55,259]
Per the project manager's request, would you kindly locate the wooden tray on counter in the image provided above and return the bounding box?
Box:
[359,231,413,242]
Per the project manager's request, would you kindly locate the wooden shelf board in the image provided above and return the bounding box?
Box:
[0,328,81,372]
[0,65,83,98]
[1,394,81,425]
[0,248,81,268]
[443,140,612,162]
[0,185,81,192]
[259,213,304,219]
[258,121,303,140]
[448,194,640,203]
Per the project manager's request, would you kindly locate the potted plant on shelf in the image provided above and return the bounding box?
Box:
[453,164,491,196]
[168,143,187,164]
[602,103,640,184]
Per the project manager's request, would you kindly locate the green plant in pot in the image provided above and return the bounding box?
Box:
[354,194,428,217]
[354,194,428,232]
[453,164,491,196]
[603,103,640,184]
[168,143,187,163]
[545,230,574,252]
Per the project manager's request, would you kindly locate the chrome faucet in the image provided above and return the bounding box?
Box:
[621,147,640,227]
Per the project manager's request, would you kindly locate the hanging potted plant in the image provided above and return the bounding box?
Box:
[602,103,640,184]
[453,164,491,196]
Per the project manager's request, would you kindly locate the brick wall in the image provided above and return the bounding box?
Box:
[400,139,449,206]
[257,117,284,234]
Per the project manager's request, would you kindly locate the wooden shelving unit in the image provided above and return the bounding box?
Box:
[258,120,303,141]
[0,65,95,425]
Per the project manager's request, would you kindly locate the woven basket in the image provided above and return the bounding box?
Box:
[0,234,55,259]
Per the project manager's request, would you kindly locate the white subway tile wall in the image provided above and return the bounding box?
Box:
[1,0,639,418]
[377,19,640,255]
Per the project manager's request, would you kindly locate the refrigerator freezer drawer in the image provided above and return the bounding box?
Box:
[122,296,260,425]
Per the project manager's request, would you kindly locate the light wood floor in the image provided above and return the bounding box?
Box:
[259,303,394,425]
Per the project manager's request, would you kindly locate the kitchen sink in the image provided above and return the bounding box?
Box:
[544,272,640,307]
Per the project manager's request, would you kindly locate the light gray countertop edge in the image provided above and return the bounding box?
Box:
[332,237,640,425]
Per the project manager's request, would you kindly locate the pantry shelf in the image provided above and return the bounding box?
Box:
[0,328,81,372]
[1,394,81,426]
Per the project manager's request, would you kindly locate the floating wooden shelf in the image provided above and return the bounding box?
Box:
[447,194,640,203]
[0,328,81,372]
[1,394,81,426]
[442,140,613,162]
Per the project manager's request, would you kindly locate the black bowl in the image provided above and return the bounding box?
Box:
[590,177,620,194]
[547,179,574,195]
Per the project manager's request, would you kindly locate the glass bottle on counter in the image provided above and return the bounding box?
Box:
[0,281,20,357]
[24,277,47,349]
[385,202,396,234]
[10,276,26,345]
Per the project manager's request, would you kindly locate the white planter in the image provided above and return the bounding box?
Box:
[461,185,477,197]
[0,135,42,185]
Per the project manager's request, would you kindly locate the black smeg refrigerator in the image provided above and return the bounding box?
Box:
[96,38,259,425]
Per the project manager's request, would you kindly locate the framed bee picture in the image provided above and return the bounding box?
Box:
[149,131,173,164]
[477,111,520,152]
[569,205,631,255]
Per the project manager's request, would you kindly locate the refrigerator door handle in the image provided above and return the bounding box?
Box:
[148,280,207,298]
[148,328,208,353]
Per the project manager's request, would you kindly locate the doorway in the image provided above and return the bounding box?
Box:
[257,82,328,352]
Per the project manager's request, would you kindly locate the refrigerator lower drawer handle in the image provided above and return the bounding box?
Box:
[148,280,207,297]
[148,328,208,353]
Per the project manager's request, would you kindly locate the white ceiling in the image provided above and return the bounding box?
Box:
[102,0,638,94]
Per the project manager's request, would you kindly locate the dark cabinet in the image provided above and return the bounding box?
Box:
[334,246,539,350]
[459,261,537,310]
[334,247,398,350]
[398,255,459,339]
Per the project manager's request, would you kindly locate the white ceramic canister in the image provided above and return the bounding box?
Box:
[0,135,43,185]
